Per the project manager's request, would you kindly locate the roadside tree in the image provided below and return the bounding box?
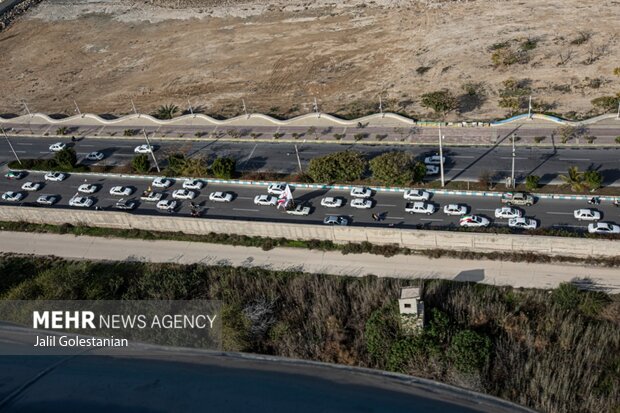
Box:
[370,152,425,186]
[307,151,367,183]
[559,166,585,192]
[211,157,236,179]
[131,154,150,173]
[54,148,77,170]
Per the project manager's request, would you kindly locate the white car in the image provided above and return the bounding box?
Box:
[152,177,173,188]
[574,209,601,221]
[426,165,439,176]
[267,183,287,195]
[1,191,24,202]
[254,195,277,206]
[508,217,538,230]
[36,195,57,205]
[494,207,522,219]
[403,189,430,201]
[49,142,66,152]
[21,182,42,191]
[44,172,67,182]
[588,222,620,234]
[459,215,490,228]
[114,199,137,210]
[183,179,204,190]
[286,204,311,216]
[134,144,153,154]
[350,187,372,198]
[69,196,93,208]
[140,191,163,202]
[172,189,196,200]
[156,200,177,211]
[320,197,344,208]
[209,192,233,202]
[324,215,348,226]
[109,186,134,197]
[351,198,373,209]
[443,204,468,216]
[424,155,445,165]
[78,184,98,194]
[405,202,436,215]
[85,152,104,161]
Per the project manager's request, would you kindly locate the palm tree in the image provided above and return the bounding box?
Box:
[559,166,585,192]
[155,104,179,120]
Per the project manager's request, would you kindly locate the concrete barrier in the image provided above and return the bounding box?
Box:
[0,206,618,258]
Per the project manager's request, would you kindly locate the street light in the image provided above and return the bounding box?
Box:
[528,95,532,119]
[511,134,516,189]
[22,100,32,118]
[242,99,249,119]
[438,126,445,188]
[130,99,140,118]
[1,126,21,165]
[142,129,161,173]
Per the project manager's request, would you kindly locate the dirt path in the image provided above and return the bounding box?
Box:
[0,0,618,120]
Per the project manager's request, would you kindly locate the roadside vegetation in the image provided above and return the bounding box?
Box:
[0,254,617,413]
[8,148,89,173]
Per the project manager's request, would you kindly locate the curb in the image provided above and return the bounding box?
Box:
[11,169,619,203]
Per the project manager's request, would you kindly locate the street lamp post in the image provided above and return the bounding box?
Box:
[1,127,21,165]
[187,99,195,117]
[130,99,140,118]
[379,96,384,118]
[528,96,532,119]
[313,98,320,118]
[142,129,161,173]
[617,101,620,119]
[438,126,445,188]
[73,100,82,117]
[242,99,249,119]
[22,101,32,118]
[294,144,303,174]
[511,134,516,189]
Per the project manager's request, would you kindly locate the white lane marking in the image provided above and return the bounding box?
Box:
[558,158,591,161]
[237,196,254,200]
[15,143,33,145]
[81,144,95,147]
[376,204,397,207]
[233,208,259,212]
[477,208,496,212]
[39,151,50,154]
[546,212,572,215]
[499,157,528,160]
[452,155,475,159]
[384,216,404,220]
[15,150,26,153]
[420,218,444,221]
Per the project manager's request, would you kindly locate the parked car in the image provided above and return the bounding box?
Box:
[254,195,277,206]
[49,142,67,152]
[403,189,430,201]
[183,179,204,190]
[323,215,349,226]
[508,217,538,229]
[152,177,173,188]
[1,191,24,202]
[85,152,104,161]
[320,197,344,208]
[78,184,99,194]
[69,196,93,208]
[172,189,196,200]
[351,198,373,209]
[588,222,620,234]
[424,154,445,165]
[36,195,57,205]
[134,144,153,154]
[405,202,436,215]
[459,215,490,227]
[286,204,311,216]
[140,191,163,202]
[156,200,177,211]
[267,183,287,195]
[44,172,67,182]
[501,192,534,206]
[443,204,468,216]
[494,207,522,219]
[573,209,601,221]
[109,186,133,197]
[114,199,137,210]
[350,187,372,198]
[426,165,439,176]
[21,182,42,192]
[209,192,233,202]
[4,171,25,180]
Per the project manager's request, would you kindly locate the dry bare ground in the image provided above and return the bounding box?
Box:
[0,0,618,120]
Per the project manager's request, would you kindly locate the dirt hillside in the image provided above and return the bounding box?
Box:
[0,0,618,120]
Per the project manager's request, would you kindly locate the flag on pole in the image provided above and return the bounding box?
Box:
[277,185,293,209]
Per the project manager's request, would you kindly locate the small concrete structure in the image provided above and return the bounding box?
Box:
[398,287,425,334]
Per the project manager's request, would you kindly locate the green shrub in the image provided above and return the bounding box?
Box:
[54,148,77,169]
[448,330,491,373]
[131,154,150,173]
[420,90,458,114]
[307,151,367,183]
[534,136,546,143]
[583,169,603,191]
[365,304,400,367]
[211,157,236,179]
[591,96,619,112]
[525,175,540,191]
[370,152,418,186]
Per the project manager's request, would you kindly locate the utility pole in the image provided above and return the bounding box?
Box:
[73,100,82,117]
[294,144,303,174]
[142,129,160,173]
[242,99,249,119]
[379,96,384,118]
[528,96,532,119]
[313,97,320,118]
[187,99,194,117]
[438,126,445,188]
[511,134,516,189]
[22,101,32,118]
[1,127,21,165]
[130,99,140,118]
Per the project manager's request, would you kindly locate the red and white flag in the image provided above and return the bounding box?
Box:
[277,185,293,209]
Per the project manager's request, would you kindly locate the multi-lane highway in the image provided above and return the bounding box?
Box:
[2,171,619,234]
[1,135,620,186]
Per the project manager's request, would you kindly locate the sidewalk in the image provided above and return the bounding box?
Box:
[1,231,618,293]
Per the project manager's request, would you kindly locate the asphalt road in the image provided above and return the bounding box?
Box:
[2,172,620,233]
[2,135,620,186]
